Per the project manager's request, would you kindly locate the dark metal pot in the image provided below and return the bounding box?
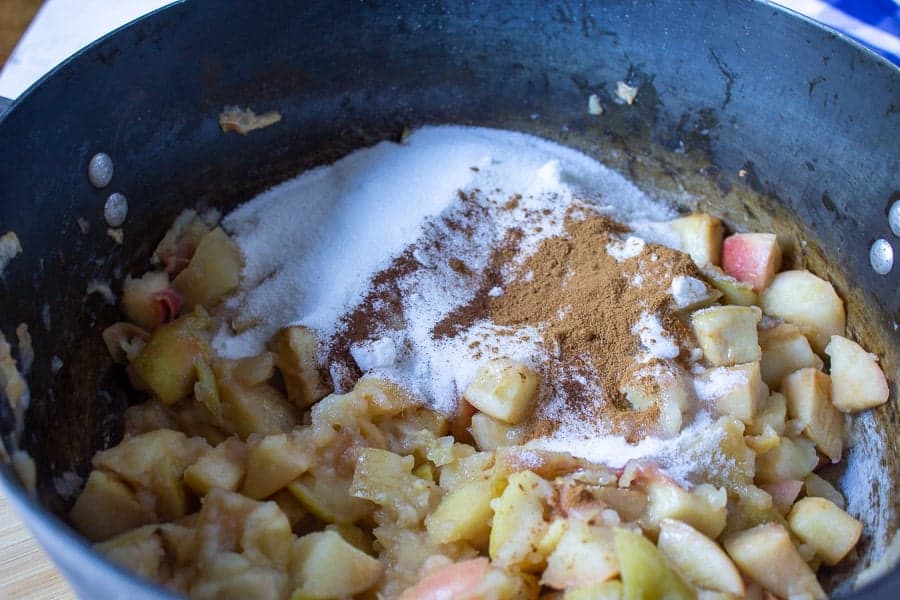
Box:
[0,0,897,597]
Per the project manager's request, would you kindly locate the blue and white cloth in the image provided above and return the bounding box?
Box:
[776,0,900,63]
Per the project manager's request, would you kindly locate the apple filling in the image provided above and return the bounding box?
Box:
[69,131,890,600]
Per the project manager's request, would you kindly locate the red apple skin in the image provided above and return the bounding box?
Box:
[760,480,803,515]
[722,233,782,293]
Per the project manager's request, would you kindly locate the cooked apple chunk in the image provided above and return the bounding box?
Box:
[183,436,247,496]
[760,270,845,353]
[701,265,758,306]
[782,368,843,462]
[644,479,727,539]
[657,518,744,596]
[291,530,384,599]
[691,305,762,366]
[694,362,768,424]
[242,431,314,500]
[824,334,890,412]
[669,213,724,267]
[614,527,694,600]
[425,475,494,545]
[723,522,826,600]
[271,325,331,409]
[69,470,157,542]
[541,520,619,589]
[759,323,824,389]
[171,226,243,310]
[788,497,862,566]
[470,412,527,450]
[755,435,818,484]
[464,358,539,424]
[722,233,782,293]
[489,470,554,571]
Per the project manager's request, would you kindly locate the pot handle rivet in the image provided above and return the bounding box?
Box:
[88,153,114,189]
[869,239,893,275]
[888,201,900,237]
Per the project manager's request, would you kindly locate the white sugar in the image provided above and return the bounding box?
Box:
[670,275,709,309]
[605,236,646,262]
[693,365,749,402]
[632,311,680,360]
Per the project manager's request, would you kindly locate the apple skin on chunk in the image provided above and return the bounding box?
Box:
[824,335,890,412]
[723,522,826,600]
[760,270,845,353]
[722,233,782,293]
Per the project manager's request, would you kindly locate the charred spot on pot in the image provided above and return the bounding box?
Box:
[87,153,113,188]
[869,239,893,275]
[103,193,128,228]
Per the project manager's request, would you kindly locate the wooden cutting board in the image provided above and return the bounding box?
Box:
[0,492,75,599]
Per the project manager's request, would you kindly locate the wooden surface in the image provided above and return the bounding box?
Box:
[0,492,75,599]
[0,0,43,66]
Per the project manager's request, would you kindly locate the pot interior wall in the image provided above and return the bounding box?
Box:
[0,0,897,595]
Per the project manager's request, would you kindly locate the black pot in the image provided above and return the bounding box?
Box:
[0,0,897,597]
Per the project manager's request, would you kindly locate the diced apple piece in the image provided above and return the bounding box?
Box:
[670,275,722,312]
[694,362,768,424]
[438,451,495,490]
[542,520,619,589]
[691,305,762,366]
[91,429,208,520]
[755,435,817,485]
[397,557,528,600]
[171,226,243,310]
[782,368,843,462]
[614,527,694,600]
[95,525,164,580]
[288,469,373,524]
[183,436,246,496]
[291,529,383,599]
[242,431,314,499]
[760,270,845,353]
[759,480,803,515]
[759,323,824,389]
[193,552,288,600]
[213,357,298,438]
[658,519,744,596]
[701,265,758,306]
[69,470,156,542]
[722,233,782,293]
[563,580,623,600]
[788,497,861,566]
[724,484,782,535]
[425,475,494,545]
[670,213,724,267]
[645,479,727,539]
[824,335,890,412]
[351,448,437,527]
[804,473,845,508]
[130,311,211,404]
[464,358,539,424]
[469,412,527,450]
[489,470,554,572]
[271,326,331,409]
[122,271,181,331]
[747,392,787,436]
[241,501,293,570]
[151,208,216,275]
[621,367,692,437]
[680,416,756,489]
[724,523,826,599]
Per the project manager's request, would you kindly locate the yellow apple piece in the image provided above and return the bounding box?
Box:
[183,436,246,496]
[95,525,164,580]
[425,475,494,545]
[271,325,331,409]
[351,448,437,527]
[213,356,298,438]
[723,523,825,599]
[747,392,787,436]
[287,469,372,524]
[782,367,843,462]
[755,435,817,484]
[721,233,782,293]
[171,226,243,310]
[290,529,383,599]
[69,470,157,542]
[469,412,527,450]
[691,305,762,366]
[489,469,554,571]
[760,270,845,353]
[242,431,314,500]
[541,520,619,589]
[701,265,758,306]
[824,334,890,412]
[758,323,824,390]
[759,480,803,515]
[121,271,175,331]
[787,497,862,566]
[657,519,744,596]
[464,358,539,424]
[694,362,768,424]
[644,478,728,539]
[669,213,724,267]
[804,472,845,509]
[613,527,694,600]
[563,580,623,600]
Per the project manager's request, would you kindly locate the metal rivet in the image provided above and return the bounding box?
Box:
[889,200,900,237]
[869,238,893,275]
[88,153,113,188]
[104,193,128,227]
